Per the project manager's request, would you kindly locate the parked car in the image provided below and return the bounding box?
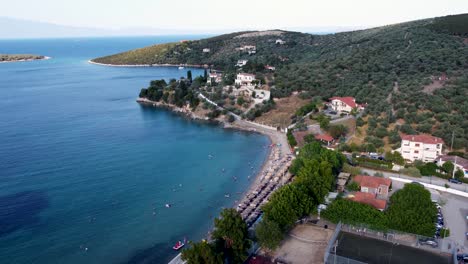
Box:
[329,111,337,115]
[419,238,438,248]
[457,254,468,262]
[448,178,462,184]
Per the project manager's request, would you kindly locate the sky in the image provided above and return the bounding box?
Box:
[2,0,468,32]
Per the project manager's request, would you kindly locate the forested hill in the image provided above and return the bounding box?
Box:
[91,30,314,69]
[93,14,468,149]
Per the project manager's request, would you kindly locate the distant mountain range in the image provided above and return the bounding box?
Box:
[0,17,361,39]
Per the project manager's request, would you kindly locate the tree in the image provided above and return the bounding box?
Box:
[203,69,208,82]
[317,114,330,130]
[212,209,250,264]
[187,70,192,81]
[255,219,284,250]
[181,241,223,264]
[328,124,348,138]
[454,169,464,179]
[252,91,256,98]
[386,183,437,236]
[347,181,360,191]
[442,161,454,175]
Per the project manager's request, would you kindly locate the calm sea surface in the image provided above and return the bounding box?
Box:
[0,37,270,264]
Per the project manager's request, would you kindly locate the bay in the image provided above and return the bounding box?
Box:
[0,36,270,264]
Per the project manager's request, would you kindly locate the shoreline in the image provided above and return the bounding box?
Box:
[88,60,209,69]
[137,98,292,264]
[0,56,51,63]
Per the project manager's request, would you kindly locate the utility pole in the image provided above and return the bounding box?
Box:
[452,156,458,179]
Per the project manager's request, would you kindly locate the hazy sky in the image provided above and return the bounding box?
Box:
[3,0,468,30]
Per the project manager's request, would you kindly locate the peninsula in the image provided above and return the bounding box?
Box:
[0,54,49,63]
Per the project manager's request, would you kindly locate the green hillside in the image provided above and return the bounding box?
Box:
[92,30,314,69]
[93,14,468,150]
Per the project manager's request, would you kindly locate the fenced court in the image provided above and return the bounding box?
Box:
[324,222,454,264]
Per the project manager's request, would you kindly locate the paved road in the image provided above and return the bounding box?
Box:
[359,167,468,193]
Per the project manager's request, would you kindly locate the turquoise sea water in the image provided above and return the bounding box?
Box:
[0,37,270,263]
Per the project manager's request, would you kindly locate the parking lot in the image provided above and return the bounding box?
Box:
[437,192,468,252]
[389,180,468,254]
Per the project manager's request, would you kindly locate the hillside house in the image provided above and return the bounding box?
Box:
[275,39,286,45]
[436,155,468,178]
[265,65,276,71]
[237,45,256,55]
[235,73,256,86]
[397,134,444,162]
[207,72,223,85]
[202,48,211,53]
[328,97,364,113]
[314,134,334,146]
[236,59,249,67]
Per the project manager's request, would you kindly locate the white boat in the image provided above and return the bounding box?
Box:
[178,66,184,70]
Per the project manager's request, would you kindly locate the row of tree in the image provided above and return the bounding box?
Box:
[255,142,346,249]
[181,209,250,264]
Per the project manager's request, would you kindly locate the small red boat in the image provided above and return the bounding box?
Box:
[172,238,186,251]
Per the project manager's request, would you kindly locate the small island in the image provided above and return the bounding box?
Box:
[0,54,50,63]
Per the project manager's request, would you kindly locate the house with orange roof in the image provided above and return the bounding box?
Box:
[349,192,387,211]
[348,175,392,211]
[397,134,444,162]
[353,175,392,199]
[314,133,334,146]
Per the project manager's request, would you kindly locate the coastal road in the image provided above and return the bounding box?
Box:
[198,92,291,156]
[358,167,468,193]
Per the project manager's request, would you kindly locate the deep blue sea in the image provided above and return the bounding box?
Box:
[0,36,270,264]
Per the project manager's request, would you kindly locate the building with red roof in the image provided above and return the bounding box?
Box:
[329,97,365,113]
[353,175,391,199]
[398,134,444,162]
[314,133,334,146]
[349,192,387,211]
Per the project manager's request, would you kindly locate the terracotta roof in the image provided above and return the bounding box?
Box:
[401,134,444,145]
[349,192,387,210]
[329,96,357,108]
[353,175,391,189]
[437,155,468,169]
[315,133,334,142]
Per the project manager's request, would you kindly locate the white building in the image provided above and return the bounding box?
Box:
[436,155,468,178]
[398,134,444,162]
[235,73,256,86]
[329,97,364,113]
[236,59,248,67]
[207,72,223,85]
[276,39,286,45]
[202,48,211,53]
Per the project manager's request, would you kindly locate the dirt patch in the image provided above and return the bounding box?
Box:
[234,30,284,39]
[255,95,309,128]
[293,130,313,147]
[422,80,445,94]
[272,224,333,264]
